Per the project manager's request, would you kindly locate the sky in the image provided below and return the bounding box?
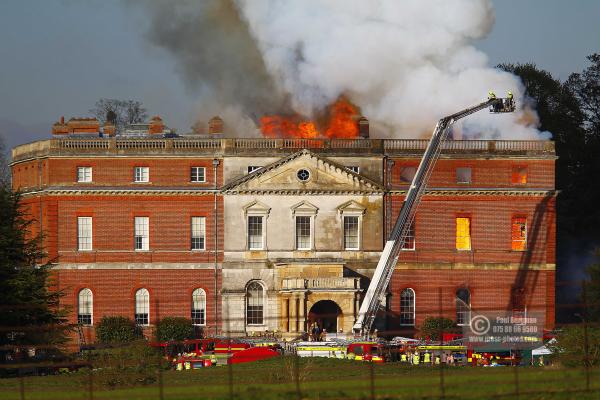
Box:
[0,0,599,152]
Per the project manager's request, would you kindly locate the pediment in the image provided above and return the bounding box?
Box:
[223,150,383,194]
[337,200,366,215]
[291,200,319,215]
[242,200,271,215]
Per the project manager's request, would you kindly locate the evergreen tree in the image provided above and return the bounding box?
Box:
[0,188,68,346]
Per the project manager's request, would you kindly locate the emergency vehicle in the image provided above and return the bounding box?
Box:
[150,337,281,369]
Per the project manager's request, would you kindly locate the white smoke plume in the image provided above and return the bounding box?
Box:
[137,0,549,139]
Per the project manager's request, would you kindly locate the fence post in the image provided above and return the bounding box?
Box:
[438,287,445,400]
[369,360,375,400]
[228,339,234,400]
[582,281,590,392]
[513,356,520,400]
[158,365,164,400]
[294,352,302,400]
[18,371,25,400]
[88,367,94,400]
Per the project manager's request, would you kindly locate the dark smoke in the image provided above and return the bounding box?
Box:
[131,0,290,129]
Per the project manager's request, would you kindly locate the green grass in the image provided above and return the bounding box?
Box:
[0,357,598,400]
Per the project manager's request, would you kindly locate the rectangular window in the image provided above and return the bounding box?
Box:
[400,167,416,183]
[134,217,149,251]
[247,216,264,250]
[511,216,527,251]
[77,167,92,183]
[191,217,206,250]
[456,217,471,251]
[512,166,527,184]
[346,166,360,174]
[401,222,415,250]
[77,217,92,251]
[295,216,311,250]
[191,167,206,182]
[247,166,262,174]
[343,216,360,250]
[456,167,472,184]
[134,167,149,183]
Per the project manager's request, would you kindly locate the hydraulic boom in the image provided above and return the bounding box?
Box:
[353,96,514,337]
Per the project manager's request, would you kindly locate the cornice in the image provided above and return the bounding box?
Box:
[388,188,557,196]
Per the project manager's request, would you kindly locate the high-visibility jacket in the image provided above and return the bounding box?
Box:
[401,354,407,362]
[424,353,431,363]
[413,354,420,365]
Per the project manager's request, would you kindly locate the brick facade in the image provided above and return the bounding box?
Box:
[11,136,556,340]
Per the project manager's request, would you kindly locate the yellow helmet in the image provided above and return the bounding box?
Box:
[508,91,513,96]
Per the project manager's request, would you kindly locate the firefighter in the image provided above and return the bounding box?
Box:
[488,91,501,112]
[505,91,514,110]
[401,352,407,363]
[423,351,431,365]
[413,352,420,365]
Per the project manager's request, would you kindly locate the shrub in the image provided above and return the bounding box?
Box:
[419,317,460,341]
[85,341,163,388]
[548,326,600,367]
[95,316,142,344]
[155,317,194,342]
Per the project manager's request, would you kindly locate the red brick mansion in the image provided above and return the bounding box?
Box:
[11,116,556,342]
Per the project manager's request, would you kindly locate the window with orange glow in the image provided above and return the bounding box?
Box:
[456,217,471,250]
[512,166,527,184]
[511,217,527,251]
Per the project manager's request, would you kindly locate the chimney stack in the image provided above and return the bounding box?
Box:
[208,116,223,135]
[148,116,164,135]
[358,116,369,139]
[52,116,69,135]
[103,122,116,137]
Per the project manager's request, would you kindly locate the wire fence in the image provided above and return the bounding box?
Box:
[1,278,599,400]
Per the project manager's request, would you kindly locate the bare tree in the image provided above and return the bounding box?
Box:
[89,99,148,133]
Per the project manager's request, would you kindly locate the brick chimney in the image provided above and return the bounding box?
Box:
[103,122,116,137]
[208,116,223,135]
[358,116,369,139]
[52,116,69,135]
[67,118,100,134]
[148,116,164,135]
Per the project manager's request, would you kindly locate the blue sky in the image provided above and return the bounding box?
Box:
[0,0,598,151]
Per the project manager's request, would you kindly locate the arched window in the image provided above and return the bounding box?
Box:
[399,288,415,326]
[191,288,206,326]
[135,288,150,326]
[246,281,265,325]
[456,288,471,326]
[78,288,93,326]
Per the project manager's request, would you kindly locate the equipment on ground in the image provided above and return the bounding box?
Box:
[353,95,515,337]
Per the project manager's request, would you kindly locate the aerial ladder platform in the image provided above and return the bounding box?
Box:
[353,94,515,337]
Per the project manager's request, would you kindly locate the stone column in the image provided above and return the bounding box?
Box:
[299,292,306,333]
[289,294,297,333]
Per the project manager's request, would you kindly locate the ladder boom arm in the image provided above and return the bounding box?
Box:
[353,98,504,336]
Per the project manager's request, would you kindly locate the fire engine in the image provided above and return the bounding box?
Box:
[150,338,281,369]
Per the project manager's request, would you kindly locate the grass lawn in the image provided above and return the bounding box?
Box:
[0,357,598,399]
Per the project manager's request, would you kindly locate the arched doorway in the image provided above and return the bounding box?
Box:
[308,300,342,333]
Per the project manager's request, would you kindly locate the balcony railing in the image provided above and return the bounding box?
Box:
[12,137,555,162]
[281,277,360,290]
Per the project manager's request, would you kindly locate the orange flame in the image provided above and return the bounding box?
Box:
[260,98,360,139]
